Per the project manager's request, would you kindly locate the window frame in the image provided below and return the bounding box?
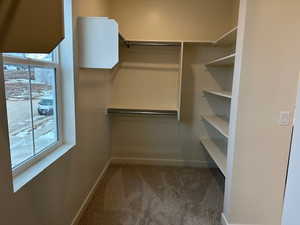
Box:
[2,49,64,176]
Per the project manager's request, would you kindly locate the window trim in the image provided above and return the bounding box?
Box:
[3,54,58,68]
[3,49,64,176]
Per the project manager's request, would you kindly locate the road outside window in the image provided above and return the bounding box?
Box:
[3,52,59,168]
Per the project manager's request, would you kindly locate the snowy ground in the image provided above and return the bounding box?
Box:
[7,99,57,167]
[4,74,57,168]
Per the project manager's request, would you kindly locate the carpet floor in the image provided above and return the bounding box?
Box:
[79,165,224,225]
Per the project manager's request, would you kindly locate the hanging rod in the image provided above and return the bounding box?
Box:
[107,108,178,116]
[119,33,180,48]
[119,33,130,48]
[126,41,180,47]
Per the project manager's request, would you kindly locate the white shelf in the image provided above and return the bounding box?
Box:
[205,53,236,67]
[214,27,238,46]
[203,89,232,99]
[200,138,227,176]
[202,116,229,138]
[106,106,179,117]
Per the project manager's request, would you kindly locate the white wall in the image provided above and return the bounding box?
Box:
[224,1,300,224]
[0,0,112,224]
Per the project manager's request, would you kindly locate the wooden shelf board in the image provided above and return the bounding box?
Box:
[202,116,229,138]
[205,53,236,67]
[203,89,232,99]
[214,27,238,46]
[200,138,227,176]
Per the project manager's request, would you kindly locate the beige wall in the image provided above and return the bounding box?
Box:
[73,0,109,18]
[110,0,236,41]
[224,0,300,224]
[232,0,240,27]
[0,0,112,225]
[110,45,181,110]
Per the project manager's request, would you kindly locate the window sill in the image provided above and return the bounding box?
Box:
[12,143,75,192]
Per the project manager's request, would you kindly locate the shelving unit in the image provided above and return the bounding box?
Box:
[203,89,232,99]
[200,138,227,176]
[205,53,236,67]
[200,26,237,176]
[202,116,229,138]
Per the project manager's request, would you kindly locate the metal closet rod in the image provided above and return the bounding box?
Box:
[119,34,180,47]
[107,108,178,116]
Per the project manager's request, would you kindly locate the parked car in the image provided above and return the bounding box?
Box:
[3,65,18,71]
[38,98,54,115]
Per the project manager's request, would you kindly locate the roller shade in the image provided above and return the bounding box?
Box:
[0,0,64,53]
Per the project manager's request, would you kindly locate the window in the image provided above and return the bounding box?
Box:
[3,51,62,170]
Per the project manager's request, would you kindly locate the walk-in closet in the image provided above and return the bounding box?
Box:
[1,1,300,225]
[76,0,239,223]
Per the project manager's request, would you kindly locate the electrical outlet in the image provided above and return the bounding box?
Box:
[279,111,290,126]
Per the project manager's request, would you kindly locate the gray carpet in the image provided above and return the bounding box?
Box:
[79,165,224,225]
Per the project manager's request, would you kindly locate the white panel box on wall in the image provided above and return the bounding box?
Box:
[78,17,119,69]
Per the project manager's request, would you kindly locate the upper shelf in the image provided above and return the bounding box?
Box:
[214,27,238,46]
[119,34,181,47]
[205,53,236,67]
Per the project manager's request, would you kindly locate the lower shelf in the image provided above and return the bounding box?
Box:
[107,107,178,117]
[200,138,227,176]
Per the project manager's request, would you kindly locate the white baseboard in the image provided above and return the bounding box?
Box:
[222,213,229,225]
[70,158,111,225]
[221,213,249,225]
[111,157,214,168]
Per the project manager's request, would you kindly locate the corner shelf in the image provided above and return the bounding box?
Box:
[205,53,236,67]
[202,116,229,138]
[200,138,227,176]
[203,89,232,99]
[214,27,238,46]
